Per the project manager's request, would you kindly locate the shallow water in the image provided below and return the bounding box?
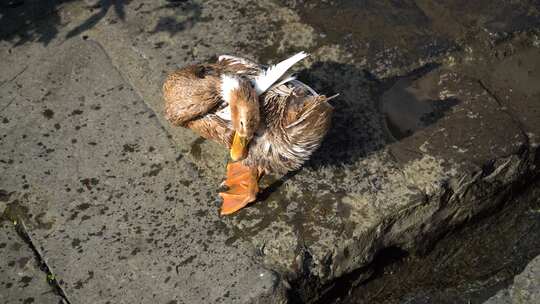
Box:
[380,67,459,140]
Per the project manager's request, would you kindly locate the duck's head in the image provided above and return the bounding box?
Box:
[221,75,260,161]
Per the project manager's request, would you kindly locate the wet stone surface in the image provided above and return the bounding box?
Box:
[1,0,540,303]
[0,40,286,303]
[281,0,540,77]
[0,221,61,304]
[329,177,540,304]
[485,255,540,304]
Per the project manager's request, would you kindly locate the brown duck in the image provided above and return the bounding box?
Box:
[163,52,334,215]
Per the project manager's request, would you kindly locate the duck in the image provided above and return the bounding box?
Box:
[163,52,334,215]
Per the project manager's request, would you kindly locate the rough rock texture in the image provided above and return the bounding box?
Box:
[485,255,540,304]
[1,0,540,303]
[333,176,540,304]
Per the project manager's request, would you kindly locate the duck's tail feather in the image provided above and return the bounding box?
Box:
[253,52,308,95]
[290,79,319,96]
[326,93,340,101]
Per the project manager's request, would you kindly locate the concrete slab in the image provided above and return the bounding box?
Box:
[0,39,285,304]
[1,0,540,302]
[76,2,539,298]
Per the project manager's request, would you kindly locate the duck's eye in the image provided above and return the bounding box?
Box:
[240,121,244,127]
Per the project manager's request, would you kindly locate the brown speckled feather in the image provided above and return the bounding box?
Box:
[163,56,333,176]
[163,59,261,145]
[163,64,222,126]
[243,84,333,175]
[185,115,234,147]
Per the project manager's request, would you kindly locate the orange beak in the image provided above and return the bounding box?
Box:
[230,131,249,161]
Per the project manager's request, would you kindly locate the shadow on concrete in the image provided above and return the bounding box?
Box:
[0,0,66,46]
[260,61,459,197]
[66,0,128,38]
[149,1,202,36]
[0,0,128,44]
[300,61,458,169]
[318,176,540,304]
[0,0,201,45]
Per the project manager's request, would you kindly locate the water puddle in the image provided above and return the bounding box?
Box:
[380,67,459,140]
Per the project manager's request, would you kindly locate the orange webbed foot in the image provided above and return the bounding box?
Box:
[219,162,259,215]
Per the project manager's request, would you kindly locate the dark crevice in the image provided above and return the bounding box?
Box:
[0,64,28,89]
[13,220,72,304]
[285,246,410,304]
[313,247,408,304]
[0,97,16,114]
[286,140,539,304]
[296,166,540,304]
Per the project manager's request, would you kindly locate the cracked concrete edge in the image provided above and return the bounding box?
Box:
[15,219,72,304]
[301,36,540,298]
[297,146,539,301]
[2,195,71,303]
[0,220,67,304]
[478,79,533,147]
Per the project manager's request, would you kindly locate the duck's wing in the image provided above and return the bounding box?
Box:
[163,65,223,126]
[246,83,333,175]
[217,55,262,76]
[252,52,308,95]
[185,114,234,147]
[266,78,319,100]
[218,52,309,95]
[265,78,332,130]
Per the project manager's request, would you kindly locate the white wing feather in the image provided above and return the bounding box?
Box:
[253,52,308,94]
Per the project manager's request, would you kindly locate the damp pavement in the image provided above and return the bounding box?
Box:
[1,1,540,303]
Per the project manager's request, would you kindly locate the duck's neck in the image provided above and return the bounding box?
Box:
[220,75,240,104]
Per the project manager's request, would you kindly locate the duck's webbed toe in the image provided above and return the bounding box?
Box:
[219,162,259,215]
